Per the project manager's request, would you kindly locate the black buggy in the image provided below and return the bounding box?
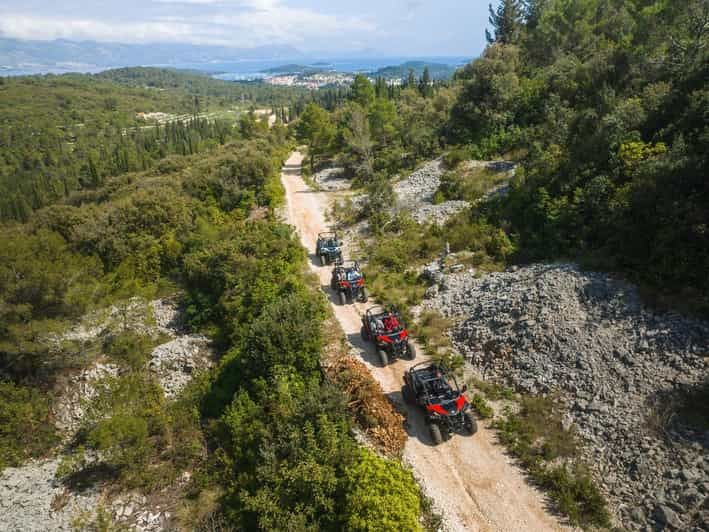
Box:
[360,306,416,366]
[315,232,343,266]
[403,362,477,445]
[330,260,368,305]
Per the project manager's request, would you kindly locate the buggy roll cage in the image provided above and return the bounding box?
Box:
[408,362,466,402]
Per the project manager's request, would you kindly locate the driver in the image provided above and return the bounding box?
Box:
[383,314,399,331]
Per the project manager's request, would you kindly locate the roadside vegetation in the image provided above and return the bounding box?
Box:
[494,395,611,528]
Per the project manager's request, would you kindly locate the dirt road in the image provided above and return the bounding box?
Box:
[281,152,570,532]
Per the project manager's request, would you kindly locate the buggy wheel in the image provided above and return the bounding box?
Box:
[464,411,478,435]
[361,326,369,341]
[338,291,347,305]
[407,341,416,360]
[402,383,415,404]
[319,255,326,266]
[377,349,388,367]
[429,424,443,445]
[360,287,368,303]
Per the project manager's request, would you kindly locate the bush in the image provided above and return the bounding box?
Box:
[470,393,493,419]
[443,147,469,169]
[103,331,156,371]
[493,394,610,528]
[540,464,610,528]
[0,381,58,470]
[342,449,422,532]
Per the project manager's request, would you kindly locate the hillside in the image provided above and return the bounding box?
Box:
[0,68,299,221]
[372,60,457,80]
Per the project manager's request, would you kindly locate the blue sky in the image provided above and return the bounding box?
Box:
[0,0,491,56]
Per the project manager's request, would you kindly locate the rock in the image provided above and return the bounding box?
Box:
[420,262,709,529]
[653,504,683,529]
[148,335,213,398]
[0,459,99,531]
[393,160,471,225]
[313,167,351,191]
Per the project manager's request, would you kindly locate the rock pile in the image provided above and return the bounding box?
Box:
[0,459,99,531]
[149,334,212,399]
[421,263,709,531]
[313,166,351,191]
[53,362,120,435]
[393,160,469,225]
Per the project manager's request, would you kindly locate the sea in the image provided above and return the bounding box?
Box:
[0,56,471,79]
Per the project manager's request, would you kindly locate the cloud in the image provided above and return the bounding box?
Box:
[0,14,197,44]
[0,1,378,49]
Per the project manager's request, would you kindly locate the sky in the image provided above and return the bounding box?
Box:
[0,0,491,56]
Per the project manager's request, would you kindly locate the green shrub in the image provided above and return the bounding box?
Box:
[103,331,156,371]
[540,464,610,528]
[342,449,422,532]
[443,147,469,169]
[470,393,493,419]
[492,394,610,528]
[0,381,58,470]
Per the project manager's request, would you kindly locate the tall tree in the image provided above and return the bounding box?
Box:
[350,74,375,108]
[406,68,417,89]
[486,0,525,44]
[419,66,432,97]
[295,103,335,172]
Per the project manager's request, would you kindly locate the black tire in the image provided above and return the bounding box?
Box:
[361,325,369,341]
[377,349,388,367]
[407,341,416,360]
[402,383,415,404]
[430,424,443,445]
[464,411,478,435]
[360,287,368,303]
[338,291,347,305]
[319,254,326,266]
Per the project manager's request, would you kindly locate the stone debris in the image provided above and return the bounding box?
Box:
[0,459,99,532]
[420,263,709,531]
[53,362,120,436]
[313,166,351,191]
[149,334,212,399]
[393,159,470,225]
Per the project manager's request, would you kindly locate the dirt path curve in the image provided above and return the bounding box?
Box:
[281,152,570,532]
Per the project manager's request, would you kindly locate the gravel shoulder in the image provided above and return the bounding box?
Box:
[281,151,571,532]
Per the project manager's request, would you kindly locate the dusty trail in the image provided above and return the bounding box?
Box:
[281,152,570,532]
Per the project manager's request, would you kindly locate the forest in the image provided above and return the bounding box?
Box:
[0,70,300,221]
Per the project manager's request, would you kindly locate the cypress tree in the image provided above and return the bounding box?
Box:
[486,0,524,44]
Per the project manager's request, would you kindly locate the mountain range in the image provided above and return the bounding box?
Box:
[0,37,303,73]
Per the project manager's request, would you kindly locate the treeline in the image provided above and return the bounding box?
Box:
[294,72,457,180]
[293,68,450,113]
[0,71,302,221]
[456,0,708,311]
[95,66,307,105]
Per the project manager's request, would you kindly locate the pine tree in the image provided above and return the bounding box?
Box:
[486,0,524,44]
[406,68,416,89]
[419,66,432,97]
